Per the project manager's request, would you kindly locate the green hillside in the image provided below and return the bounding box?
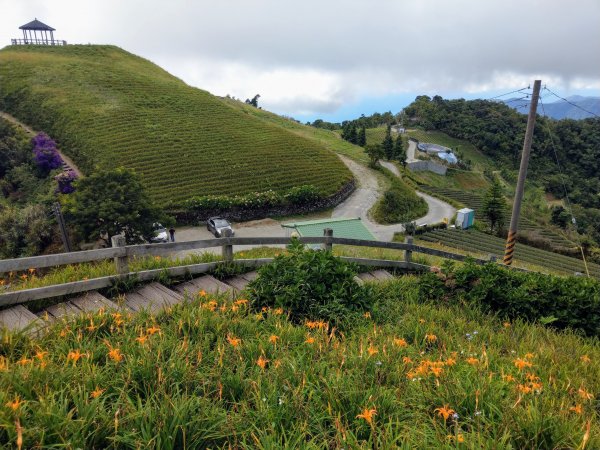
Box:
[0,45,352,206]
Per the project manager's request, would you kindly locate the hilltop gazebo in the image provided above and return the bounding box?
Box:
[11,19,66,46]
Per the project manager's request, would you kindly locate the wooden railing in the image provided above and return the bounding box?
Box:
[11,39,67,46]
[0,234,501,307]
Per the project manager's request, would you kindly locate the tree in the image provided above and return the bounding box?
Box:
[482,177,507,234]
[364,144,384,168]
[245,94,260,107]
[347,124,358,144]
[382,124,394,159]
[357,126,367,147]
[394,135,406,166]
[551,206,570,229]
[63,168,170,246]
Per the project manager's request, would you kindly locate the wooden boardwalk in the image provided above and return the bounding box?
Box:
[0,270,394,333]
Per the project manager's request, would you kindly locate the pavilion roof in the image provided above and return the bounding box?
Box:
[19,19,55,31]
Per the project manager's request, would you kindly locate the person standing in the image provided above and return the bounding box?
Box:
[168,227,175,242]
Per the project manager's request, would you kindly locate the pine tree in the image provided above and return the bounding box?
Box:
[382,124,394,159]
[483,177,507,234]
[348,124,358,144]
[394,135,407,165]
[357,126,367,147]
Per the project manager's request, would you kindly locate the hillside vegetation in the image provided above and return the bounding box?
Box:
[1,274,598,448]
[0,45,352,206]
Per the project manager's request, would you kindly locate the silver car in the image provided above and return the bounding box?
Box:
[206,217,234,237]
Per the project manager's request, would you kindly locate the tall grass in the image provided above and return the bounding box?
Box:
[0,276,598,448]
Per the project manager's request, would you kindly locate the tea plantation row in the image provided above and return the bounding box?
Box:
[0,45,352,206]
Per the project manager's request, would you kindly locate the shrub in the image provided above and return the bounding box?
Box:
[31,132,63,174]
[372,176,428,224]
[246,239,375,329]
[418,260,600,337]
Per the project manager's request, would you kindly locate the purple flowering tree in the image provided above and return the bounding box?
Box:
[55,170,78,194]
[32,132,63,173]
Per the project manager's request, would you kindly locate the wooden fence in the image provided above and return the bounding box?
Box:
[0,233,500,307]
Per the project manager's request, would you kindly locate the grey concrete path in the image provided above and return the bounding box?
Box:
[0,111,84,177]
[406,139,419,163]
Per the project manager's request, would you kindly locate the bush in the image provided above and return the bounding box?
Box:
[372,176,428,224]
[418,260,600,337]
[246,239,375,329]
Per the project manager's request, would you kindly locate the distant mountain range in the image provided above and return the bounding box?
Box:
[502,95,600,120]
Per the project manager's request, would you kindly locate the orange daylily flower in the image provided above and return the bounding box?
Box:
[305,336,316,344]
[234,299,248,306]
[445,357,456,366]
[199,290,207,297]
[363,312,371,319]
[34,351,48,361]
[429,366,443,377]
[356,407,377,425]
[90,387,105,399]
[466,357,479,366]
[269,335,279,344]
[256,355,269,369]
[28,268,35,274]
[227,335,242,348]
[569,404,583,414]
[580,355,591,363]
[503,322,511,328]
[578,388,593,401]
[6,396,22,411]
[434,404,455,421]
[367,344,378,357]
[425,334,437,343]
[107,346,124,363]
[273,308,284,315]
[393,338,408,348]
[67,350,85,363]
[513,358,533,371]
[146,325,161,335]
[135,334,148,345]
[16,358,32,366]
[402,356,413,364]
[502,374,516,383]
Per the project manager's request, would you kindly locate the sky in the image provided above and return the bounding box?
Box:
[1,0,599,123]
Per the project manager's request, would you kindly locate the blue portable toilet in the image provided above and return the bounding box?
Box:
[456,208,475,229]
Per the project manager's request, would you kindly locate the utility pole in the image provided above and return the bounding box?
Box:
[503,80,541,266]
[53,202,72,252]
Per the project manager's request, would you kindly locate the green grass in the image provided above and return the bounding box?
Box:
[371,170,428,225]
[0,276,598,448]
[0,46,352,206]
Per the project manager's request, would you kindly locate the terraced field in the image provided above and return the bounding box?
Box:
[0,46,352,206]
[423,186,574,248]
[419,228,600,278]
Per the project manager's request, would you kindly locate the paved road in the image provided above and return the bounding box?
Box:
[406,139,419,163]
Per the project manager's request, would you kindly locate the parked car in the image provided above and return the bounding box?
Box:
[150,223,169,243]
[206,217,234,237]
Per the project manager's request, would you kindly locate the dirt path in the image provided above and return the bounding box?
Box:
[0,111,83,177]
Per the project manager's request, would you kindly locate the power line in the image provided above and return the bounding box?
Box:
[487,86,531,101]
[543,85,600,118]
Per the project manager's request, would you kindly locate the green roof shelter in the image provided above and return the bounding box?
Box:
[282,217,375,241]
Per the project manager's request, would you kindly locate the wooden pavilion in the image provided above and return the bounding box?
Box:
[11,19,67,46]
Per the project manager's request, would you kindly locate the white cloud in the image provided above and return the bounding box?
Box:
[1,0,599,117]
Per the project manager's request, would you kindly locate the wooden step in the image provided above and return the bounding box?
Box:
[173,275,233,298]
[70,291,119,314]
[222,275,251,292]
[124,282,184,313]
[45,301,82,320]
[370,269,394,281]
[0,305,41,333]
[357,272,377,282]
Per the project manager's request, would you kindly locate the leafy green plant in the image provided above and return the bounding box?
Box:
[247,239,374,328]
[419,259,600,336]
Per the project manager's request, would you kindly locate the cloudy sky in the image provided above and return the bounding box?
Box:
[1,0,599,122]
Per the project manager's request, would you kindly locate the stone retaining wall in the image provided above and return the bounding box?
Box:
[170,180,356,224]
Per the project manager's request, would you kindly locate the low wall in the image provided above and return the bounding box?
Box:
[170,180,356,224]
[407,160,447,175]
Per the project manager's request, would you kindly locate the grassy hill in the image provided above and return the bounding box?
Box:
[0,45,352,206]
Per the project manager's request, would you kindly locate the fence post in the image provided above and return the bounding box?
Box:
[221,228,233,262]
[323,228,333,252]
[111,235,129,275]
[404,236,413,265]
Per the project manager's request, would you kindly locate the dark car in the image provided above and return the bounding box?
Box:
[206,217,235,238]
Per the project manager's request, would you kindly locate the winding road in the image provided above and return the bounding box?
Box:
[333,155,455,241]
